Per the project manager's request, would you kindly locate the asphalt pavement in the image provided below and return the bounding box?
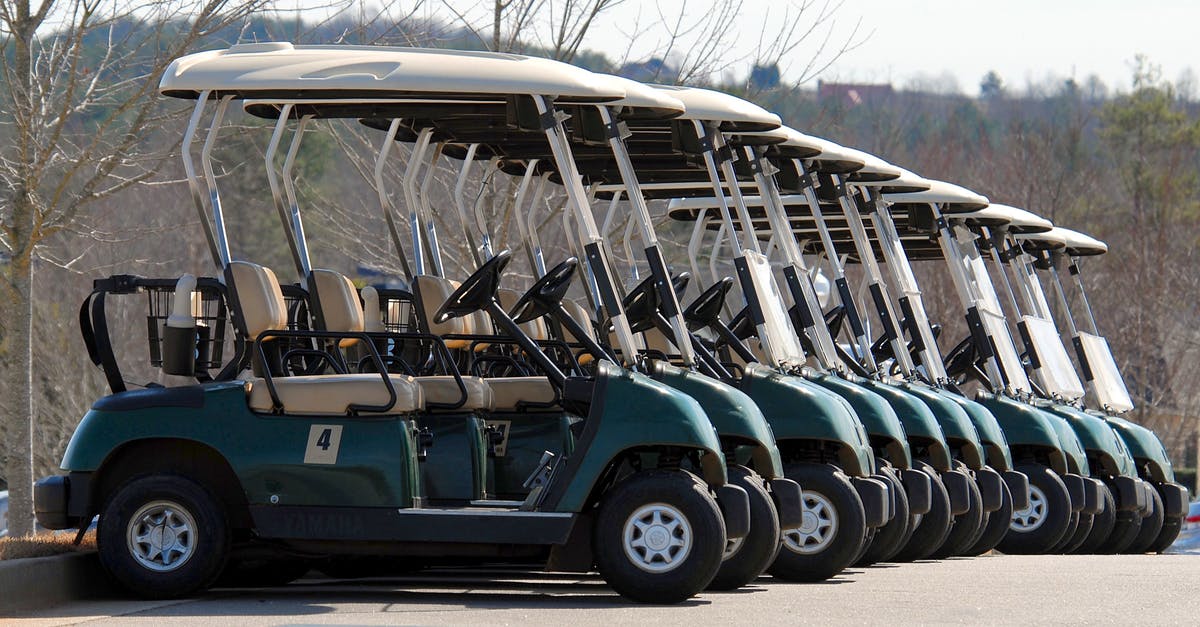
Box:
[10,553,1200,626]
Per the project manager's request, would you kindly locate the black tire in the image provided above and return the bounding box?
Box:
[932,465,984,558]
[97,474,230,599]
[593,469,726,603]
[1099,509,1143,554]
[1124,489,1164,554]
[1048,512,1081,553]
[996,463,1071,554]
[215,558,311,588]
[1060,513,1094,554]
[707,466,781,591]
[856,468,910,566]
[1073,485,1115,554]
[1149,514,1185,553]
[892,462,952,562]
[769,463,866,582]
[961,480,1013,556]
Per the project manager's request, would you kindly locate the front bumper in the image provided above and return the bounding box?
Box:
[1158,481,1189,518]
[768,478,804,530]
[716,484,751,539]
[975,466,1004,513]
[1003,470,1030,511]
[34,473,91,530]
[853,475,892,528]
[1112,475,1148,513]
[901,468,932,516]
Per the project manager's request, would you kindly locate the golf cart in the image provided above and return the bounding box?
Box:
[237,71,801,591]
[1014,226,1188,552]
[34,43,755,604]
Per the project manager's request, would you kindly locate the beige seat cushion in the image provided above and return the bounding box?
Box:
[415,375,494,411]
[643,327,680,355]
[229,261,288,338]
[247,374,423,415]
[311,269,363,347]
[498,288,548,340]
[487,377,559,410]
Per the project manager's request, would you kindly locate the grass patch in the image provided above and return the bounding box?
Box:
[0,531,96,561]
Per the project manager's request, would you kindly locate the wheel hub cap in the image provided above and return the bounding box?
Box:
[1011,484,1048,533]
[127,500,197,573]
[783,491,839,555]
[622,503,693,573]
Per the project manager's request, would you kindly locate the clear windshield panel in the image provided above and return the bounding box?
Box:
[1078,332,1135,412]
[742,250,808,368]
[1022,315,1085,400]
[980,308,1032,393]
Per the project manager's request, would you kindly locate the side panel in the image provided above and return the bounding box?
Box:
[739,365,873,477]
[1041,404,1135,478]
[808,373,913,470]
[1106,415,1176,483]
[550,364,727,513]
[654,364,784,478]
[900,383,985,470]
[61,383,418,508]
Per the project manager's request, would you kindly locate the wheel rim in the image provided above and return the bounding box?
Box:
[126,500,198,572]
[622,503,693,573]
[1011,484,1048,533]
[783,491,839,555]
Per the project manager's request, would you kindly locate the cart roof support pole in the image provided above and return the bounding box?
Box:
[281,115,313,277]
[182,92,222,268]
[373,119,414,282]
[264,105,305,278]
[199,95,234,267]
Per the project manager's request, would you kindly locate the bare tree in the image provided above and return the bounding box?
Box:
[0,0,267,536]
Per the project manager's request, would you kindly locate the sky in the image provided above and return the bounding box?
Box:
[288,0,1200,96]
[585,0,1200,95]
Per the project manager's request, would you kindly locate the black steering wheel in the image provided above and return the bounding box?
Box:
[942,335,978,379]
[435,250,512,323]
[621,274,661,333]
[509,258,578,324]
[684,277,734,330]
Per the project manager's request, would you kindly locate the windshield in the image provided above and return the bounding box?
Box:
[741,250,808,368]
[1021,315,1086,400]
[1077,332,1135,412]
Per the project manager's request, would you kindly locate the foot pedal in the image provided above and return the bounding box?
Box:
[519,451,557,511]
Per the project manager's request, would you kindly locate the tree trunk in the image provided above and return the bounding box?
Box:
[1,231,36,537]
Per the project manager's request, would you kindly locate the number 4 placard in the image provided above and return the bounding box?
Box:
[304,424,343,465]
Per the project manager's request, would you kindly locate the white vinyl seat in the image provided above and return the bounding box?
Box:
[487,376,560,410]
[229,261,424,415]
[415,375,494,411]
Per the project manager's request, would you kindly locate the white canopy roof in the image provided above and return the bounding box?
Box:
[160,42,623,102]
[858,167,931,193]
[954,203,1053,233]
[600,74,685,117]
[649,84,781,131]
[882,179,989,212]
[1019,226,1108,256]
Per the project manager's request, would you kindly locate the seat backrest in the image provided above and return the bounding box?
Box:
[561,299,598,343]
[229,261,288,338]
[498,288,548,341]
[311,269,363,347]
[414,275,492,350]
[643,326,679,356]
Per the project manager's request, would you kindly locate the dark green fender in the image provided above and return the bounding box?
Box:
[653,363,784,478]
[739,364,874,477]
[855,379,953,471]
[551,362,727,512]
[807,373,913,470]
[62,382,422,509]
[1105,415,1176,483]
[976,393,1089,475]
[1039,403,1136,478]
[933,391,1013,471]
[897,382,986,470]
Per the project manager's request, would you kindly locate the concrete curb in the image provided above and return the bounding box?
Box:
[0,551,117,616]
